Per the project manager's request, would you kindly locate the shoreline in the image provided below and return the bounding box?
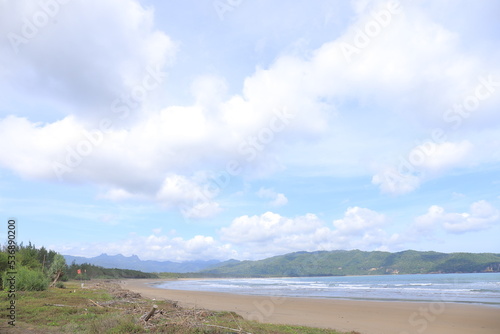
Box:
[119,278,500,334]
[145,276,500,309]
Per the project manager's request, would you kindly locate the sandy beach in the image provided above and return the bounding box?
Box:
[119,279,500,334]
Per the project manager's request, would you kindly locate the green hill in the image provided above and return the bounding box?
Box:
[201,250,500,277]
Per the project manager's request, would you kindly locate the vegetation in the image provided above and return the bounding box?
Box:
[0,242,157,292]
[0,280,358,333]
[2,266,49,291]
[200,250,500,277]
[66,263,158,280]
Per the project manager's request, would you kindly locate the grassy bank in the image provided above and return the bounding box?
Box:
[0,280,360,334]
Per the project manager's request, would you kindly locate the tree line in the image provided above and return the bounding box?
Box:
[0,242,157,291]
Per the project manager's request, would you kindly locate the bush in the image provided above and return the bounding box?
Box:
[55,282,66,289]
[3,266,49,291]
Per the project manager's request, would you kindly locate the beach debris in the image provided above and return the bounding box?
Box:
[43,303,76,307]
[204,323,253,333]
[141,304,158,322]
[88,299,104,308]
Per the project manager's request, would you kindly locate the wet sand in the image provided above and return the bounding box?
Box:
[119,279,500,334]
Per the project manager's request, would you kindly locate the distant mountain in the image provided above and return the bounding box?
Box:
[63,253,221,273]
[200,250,500,277]
[64,250,500,277]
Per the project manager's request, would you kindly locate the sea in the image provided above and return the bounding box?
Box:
[152,273,500,307]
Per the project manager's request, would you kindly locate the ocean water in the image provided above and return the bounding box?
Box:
[152,273,500,306]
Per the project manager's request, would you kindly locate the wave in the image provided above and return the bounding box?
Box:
[155,273,500,306]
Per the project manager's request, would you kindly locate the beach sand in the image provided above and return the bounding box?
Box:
[119,279,500,334]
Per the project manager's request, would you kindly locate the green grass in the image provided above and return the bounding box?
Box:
[0,280,360,334]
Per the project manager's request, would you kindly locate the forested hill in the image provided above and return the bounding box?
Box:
[201,250,500,277]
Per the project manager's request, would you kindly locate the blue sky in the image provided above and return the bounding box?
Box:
[0,0,499,261]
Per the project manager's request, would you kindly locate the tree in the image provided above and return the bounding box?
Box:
[48,254,67,287]
[17,242,41,270]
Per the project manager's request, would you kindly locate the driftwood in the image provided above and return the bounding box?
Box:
[44,303,76,307]
[142,304,158,322]
[204,324,253,333]
[88,299,104,308]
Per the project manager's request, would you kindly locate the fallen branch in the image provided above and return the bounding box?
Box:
[44,303,75,307]
[88,299,104,308]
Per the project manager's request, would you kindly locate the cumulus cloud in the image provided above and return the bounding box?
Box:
[156,174,222,219]
[414,200,499,234]
[371,141,474,195]
[257,187,288,207]
[0,0,176,123]
[219,208,397,259]
[0,0,499,217]
[55,233,236,262]
[371,167,422,195]
[332,206,387,235]
[418,141,474,173]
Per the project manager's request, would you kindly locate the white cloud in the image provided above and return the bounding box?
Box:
[414,200,499,234]
[220,212,322,244]
[372,167,422,195]
[332,206,387,235]
[416,141,474,174]
[414,205,445,232]
[55,233,237,262]
[99,188,136,201]
[0,0,176,122]
[271,193,289,207]
[372,141,474,195]
[219,208,397,259]
[0,0,499,218]
[156,174,222,219]
[444,201,500,233]
[55,200,497,261]
[256,187,288,207]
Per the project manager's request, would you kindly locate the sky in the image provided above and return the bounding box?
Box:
[0,0,499,262]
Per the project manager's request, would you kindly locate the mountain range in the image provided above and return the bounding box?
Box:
[201,250,500,277]
[63,253,220,273]
[64,250,500,276]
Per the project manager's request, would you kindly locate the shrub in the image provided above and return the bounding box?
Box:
[3,266,49,291]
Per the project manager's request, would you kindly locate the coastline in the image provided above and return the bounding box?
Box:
[119,278,500,334]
